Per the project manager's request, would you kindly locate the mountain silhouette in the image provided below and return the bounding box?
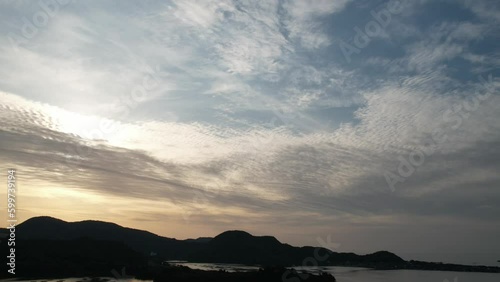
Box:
[13,216,404,267]
[3,216,499,279]
[16,216,192,258]
[0,216,500,281]
[188,230,299,265]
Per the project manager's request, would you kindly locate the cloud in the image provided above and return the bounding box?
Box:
[1,67,498,219]
[1,0,500,264]
[283,0,352,49]
[460,0,500,23]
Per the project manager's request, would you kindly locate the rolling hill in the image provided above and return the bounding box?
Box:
[14,216,404,267]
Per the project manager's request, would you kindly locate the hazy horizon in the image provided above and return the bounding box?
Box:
[1,0,499,268]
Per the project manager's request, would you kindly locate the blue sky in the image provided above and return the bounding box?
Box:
[0,0,499,265]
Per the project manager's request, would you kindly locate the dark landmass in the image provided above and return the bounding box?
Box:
[7,217,404,266]
[187,230,404,267]
[1,216,499,279]
[405,260,500,273]
[0,238,147,279]
[12,216,196,258]
[152,265,336,282]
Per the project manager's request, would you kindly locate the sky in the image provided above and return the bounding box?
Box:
[0,0,499,266]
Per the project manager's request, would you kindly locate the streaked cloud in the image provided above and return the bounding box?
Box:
[0,0,499,265]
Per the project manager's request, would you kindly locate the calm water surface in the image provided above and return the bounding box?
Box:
[172,262,500,282]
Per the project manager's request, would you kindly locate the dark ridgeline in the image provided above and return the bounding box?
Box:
[1,216,499,280]
[187,230,404,267]
[8,216,403,266]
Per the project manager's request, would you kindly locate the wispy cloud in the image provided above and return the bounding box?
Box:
[0,0,499,265]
